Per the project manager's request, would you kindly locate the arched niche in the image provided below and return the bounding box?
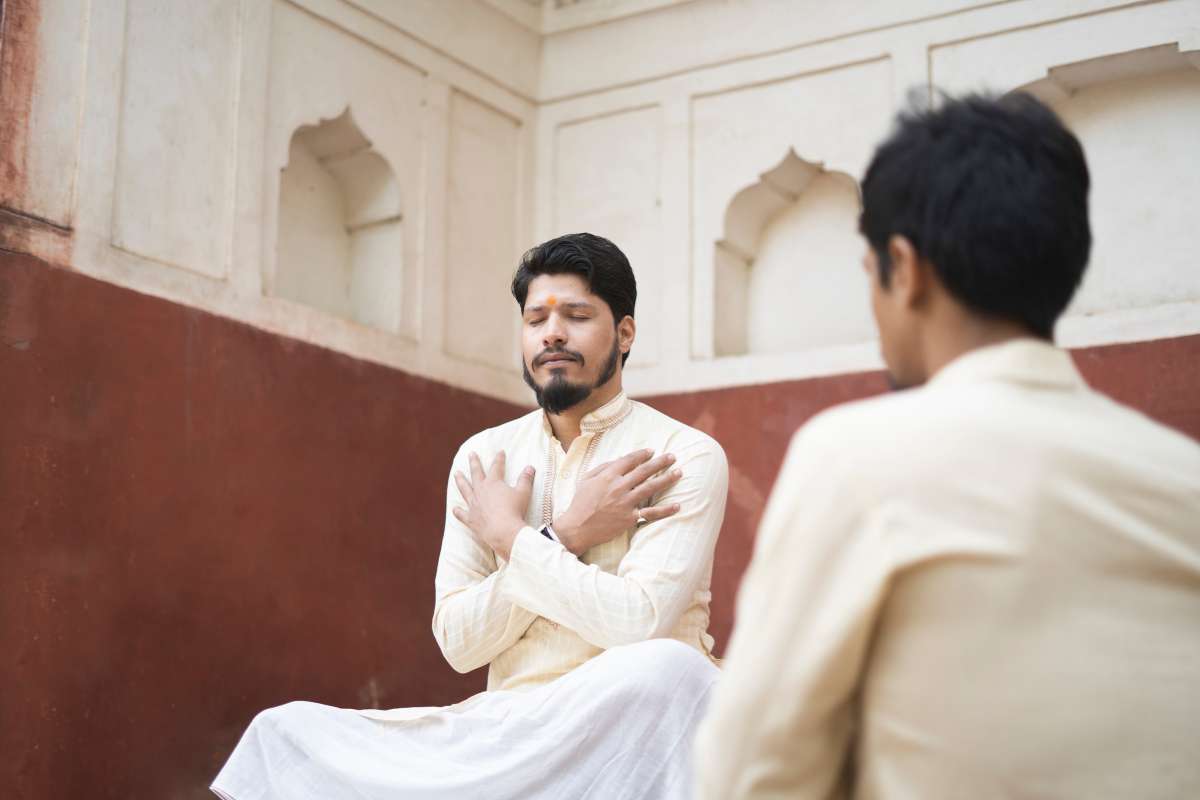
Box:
[274,108,405,332]
[1019,43,1200,320]
[713,150,867,357]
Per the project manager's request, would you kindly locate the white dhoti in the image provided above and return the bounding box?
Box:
[211,639,720,800]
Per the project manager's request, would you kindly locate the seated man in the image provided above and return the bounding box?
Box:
[695,93,1200,798]
[212,233,728,800]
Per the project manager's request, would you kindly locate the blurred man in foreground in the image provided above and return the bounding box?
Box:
[695,92,1200,798]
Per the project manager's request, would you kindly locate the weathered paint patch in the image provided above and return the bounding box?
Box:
[0,0,40,209]
[0,204,72,265]
[0,3,74,265]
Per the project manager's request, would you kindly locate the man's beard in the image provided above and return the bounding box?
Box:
[523,340,620,415]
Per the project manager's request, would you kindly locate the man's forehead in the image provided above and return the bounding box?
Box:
[526,274,596,305]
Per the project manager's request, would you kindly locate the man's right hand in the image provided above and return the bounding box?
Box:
[553,449,682,556]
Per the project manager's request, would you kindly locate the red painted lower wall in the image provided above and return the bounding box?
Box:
[3,250,1197,798]
[1,252,522,799]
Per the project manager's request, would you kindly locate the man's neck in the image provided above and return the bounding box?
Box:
[547,380,623,451]
[921,314,1038,380]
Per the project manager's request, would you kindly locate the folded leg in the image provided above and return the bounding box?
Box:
[211,638,719,800]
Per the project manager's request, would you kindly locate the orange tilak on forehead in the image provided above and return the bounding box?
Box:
[546,295,558,307]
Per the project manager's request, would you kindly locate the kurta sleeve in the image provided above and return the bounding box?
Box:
[432,443,538,673]
[499,434,729,650]
[692,418,894,799]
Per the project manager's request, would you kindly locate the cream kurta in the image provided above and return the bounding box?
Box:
[433,390,729,692]
[211,391,728,800]
[696,340,1200,799]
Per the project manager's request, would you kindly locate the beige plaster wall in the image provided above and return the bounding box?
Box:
[6,0,1198,404]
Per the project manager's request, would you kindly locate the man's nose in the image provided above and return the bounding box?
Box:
[542,315,567,347]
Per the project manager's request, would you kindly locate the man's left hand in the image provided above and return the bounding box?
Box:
[452,451,535,561]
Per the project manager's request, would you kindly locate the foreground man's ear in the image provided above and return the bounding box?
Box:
[886,234,930,310]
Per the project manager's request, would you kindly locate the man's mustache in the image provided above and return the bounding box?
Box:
[534,347,584,367]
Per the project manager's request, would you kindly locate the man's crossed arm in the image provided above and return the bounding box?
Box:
[432,440,728,672]
[452,449,682,560]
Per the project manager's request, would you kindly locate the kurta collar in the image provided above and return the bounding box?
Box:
[928,338,1086,391]
[540,391,634,437]
[581,391,633,432]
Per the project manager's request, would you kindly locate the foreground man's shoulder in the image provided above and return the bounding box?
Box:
[779,389,946,480]
[800,389,926,440]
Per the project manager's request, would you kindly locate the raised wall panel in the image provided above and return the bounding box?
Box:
[266,1,427,340]
[350,0,540,99]
[690,57,892,359]
[554,106,662,367]
[444,91,522,368]
[111,0,241,279]
[929,11,1200,325]
[1058,67,1200,315]
[928,1,1199,98]
[539,0,991,100]
[690,57,890,230]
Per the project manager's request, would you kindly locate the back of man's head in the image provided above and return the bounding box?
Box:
[859,92,1092,340]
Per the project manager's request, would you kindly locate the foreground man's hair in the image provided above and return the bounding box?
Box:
[860,92,1091,339]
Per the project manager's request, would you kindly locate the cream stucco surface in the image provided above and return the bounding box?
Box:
[8,0,1199,403]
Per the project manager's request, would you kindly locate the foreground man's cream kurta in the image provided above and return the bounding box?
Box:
[695,340,1200,799]
[211,391,728,800]
[434,390,728,691]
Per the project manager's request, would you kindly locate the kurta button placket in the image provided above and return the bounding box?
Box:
[537,396,635,636]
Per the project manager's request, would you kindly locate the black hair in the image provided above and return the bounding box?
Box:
[859,91,1091,340]
[512,232,637,365]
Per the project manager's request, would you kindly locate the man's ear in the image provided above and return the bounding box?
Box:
[617,315,636,356]
[886,234,930,309]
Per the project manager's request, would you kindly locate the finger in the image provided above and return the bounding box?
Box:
[612,448,655,476]
[631,467,683,504]
[623,453,677,488]
[515,466,535,501]
[452,506,469,525]
[469,452,485,482]
[489,450,507,481]
[583,459,615,480]
[636,503,681,524]
[453,471,476,504]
